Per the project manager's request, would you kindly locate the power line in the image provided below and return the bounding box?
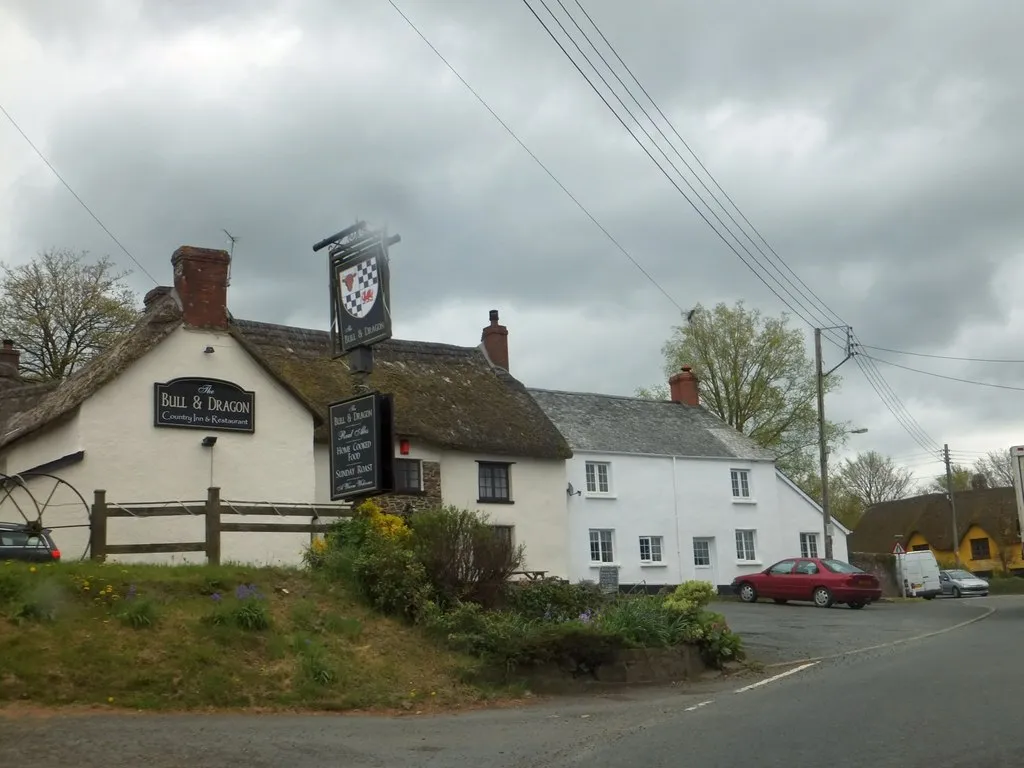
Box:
[382,0,683,313]
[522,0,942,454]
[858,343,1024,364]
[0,101,159,285]
[865,355,1024,392]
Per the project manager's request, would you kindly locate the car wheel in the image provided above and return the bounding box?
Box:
[738,582,758,603]
[848,601,865,609]
[773,598,787,604]
[952,587,961,598]
[922,594,935,600]
[812,586,834,608]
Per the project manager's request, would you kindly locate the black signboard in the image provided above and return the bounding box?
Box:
[154,378,255,433]
[332,240,393,354]
[328,392,395,500]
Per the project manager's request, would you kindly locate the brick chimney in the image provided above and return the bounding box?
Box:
[669,366,699,406]
[0,339,20,381]
[481,309,509,372]
[171,246,231,329]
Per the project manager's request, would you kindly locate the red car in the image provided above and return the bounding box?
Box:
[731,557,882,609]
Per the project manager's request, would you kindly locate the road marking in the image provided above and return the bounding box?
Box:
[683,700,714,712]
[761,603,996,669]
[733,661,819,693]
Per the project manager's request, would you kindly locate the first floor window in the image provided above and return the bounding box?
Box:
[639,535,663,563]
[478,462,511,502]
[799,533,818,559]
[394,459,422,493]
[584,461,611,494]
[970,537,991,560]
[589,529,614,563]
[693,539,711,567]
[730,469,751,499]
[735,529,757,561]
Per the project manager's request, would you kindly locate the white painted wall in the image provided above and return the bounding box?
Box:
[1,326,320,566]
[565,451,848,589]
[314,440,569,578]
[440,451,568,579]
[775,472,850,562]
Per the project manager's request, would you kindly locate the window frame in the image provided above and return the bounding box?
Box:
[735,529,757,562]
[393,458,423,494]
[799,532,819,559]
[477,461,513,503]
[692,538,712,568]
[638,535,664,564]
[589,528,615,564]
[584,460,613,496]
[730,468,753,501]
[969,537,991,561]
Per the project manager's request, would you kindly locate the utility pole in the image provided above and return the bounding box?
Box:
[815,326,853,560]
[815,328,832,559]
[943,443,962,566]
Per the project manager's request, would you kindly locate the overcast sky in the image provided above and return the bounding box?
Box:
[3,0,1023,486]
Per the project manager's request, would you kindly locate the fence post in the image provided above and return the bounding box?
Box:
[205,486,222,566]
[90,490,107,562]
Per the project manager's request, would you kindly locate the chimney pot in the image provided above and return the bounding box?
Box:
[669,365,699,406]
[0,339,21,381]
[171,246,231,329]
[481,308,509,372]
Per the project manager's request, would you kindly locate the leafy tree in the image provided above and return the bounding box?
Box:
[0,248,140,380]
[835,451,915,507]
[928,464,973,494]
[972,449,1014,488]
[637,301,848,485]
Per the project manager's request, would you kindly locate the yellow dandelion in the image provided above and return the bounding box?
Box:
[107,697,114,704]
[28,566,37,573]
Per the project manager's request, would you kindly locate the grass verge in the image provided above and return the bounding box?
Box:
[0,561,509,713]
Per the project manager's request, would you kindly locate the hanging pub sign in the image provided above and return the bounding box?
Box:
[332,238,393,353]
[153,378,255,433]
[328,392,395,500]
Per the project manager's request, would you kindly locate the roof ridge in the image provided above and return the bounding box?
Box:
[528,386,685,405]
[233,318,482,356]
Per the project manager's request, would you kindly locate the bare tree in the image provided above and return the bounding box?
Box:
[0,248,140,380]
[835,451,915,507]
[972,449,1014,488]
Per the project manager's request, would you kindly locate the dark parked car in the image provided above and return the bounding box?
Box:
[0,522,61,563]
[732,557,882,609]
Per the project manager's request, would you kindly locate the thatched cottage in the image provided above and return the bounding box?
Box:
[0,245,572,572]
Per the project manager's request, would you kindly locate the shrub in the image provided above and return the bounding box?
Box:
[595,595,688,647]
[409,506,524,609]
[689,610,744,668]
[504,578,606,621]
[664,580,717,616]
[352,532,431,619]
[117,591,158,629]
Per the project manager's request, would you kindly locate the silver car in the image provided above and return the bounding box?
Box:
[938,569,989,598]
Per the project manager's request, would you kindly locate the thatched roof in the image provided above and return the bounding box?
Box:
[0,292,183,450]
[232,319,572,459]
[0,290,571,461]
[848,487,1022,553]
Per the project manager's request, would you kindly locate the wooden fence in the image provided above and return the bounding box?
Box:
[89,486,353,565]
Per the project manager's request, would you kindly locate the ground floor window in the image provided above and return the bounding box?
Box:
[589,529,614,563]
[639,535,663,563]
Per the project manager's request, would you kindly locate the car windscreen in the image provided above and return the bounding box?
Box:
[821,559,864,574]
[948,570,974,580]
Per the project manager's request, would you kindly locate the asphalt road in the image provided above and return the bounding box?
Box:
[0,597,1016,767]
[715,595,989,663]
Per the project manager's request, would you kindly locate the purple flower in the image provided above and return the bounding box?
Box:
[211,592,222,602]
[578,610,592,623]
[126,584,137,600]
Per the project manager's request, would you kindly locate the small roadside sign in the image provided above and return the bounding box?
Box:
[892,541,906,555]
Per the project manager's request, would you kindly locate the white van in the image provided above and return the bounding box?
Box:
[900,550,942,599]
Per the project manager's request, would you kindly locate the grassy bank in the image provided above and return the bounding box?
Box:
[988,576,1024,595]
[0,561,500,712]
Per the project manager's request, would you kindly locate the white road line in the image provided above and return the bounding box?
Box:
[733,661,819,693]
[683,700,714,712]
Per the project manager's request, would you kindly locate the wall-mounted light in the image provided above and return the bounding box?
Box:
[204,346,215,354]
[399,438,410,456]
[566,482,581,497]
[201,436,218,448]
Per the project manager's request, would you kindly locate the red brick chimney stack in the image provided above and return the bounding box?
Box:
[669,366,699,406]
[0,339,21,380]
[171,246,231,329]
[481,309,509,372]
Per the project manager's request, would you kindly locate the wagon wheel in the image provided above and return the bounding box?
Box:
[0,472,92,561]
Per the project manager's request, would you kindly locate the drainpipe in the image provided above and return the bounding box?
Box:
[672,456,683,584]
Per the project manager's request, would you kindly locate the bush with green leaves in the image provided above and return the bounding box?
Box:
[409,506,524,609]
[503,578,606,621]
[663,580,717,616]
[352,532,432,620]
